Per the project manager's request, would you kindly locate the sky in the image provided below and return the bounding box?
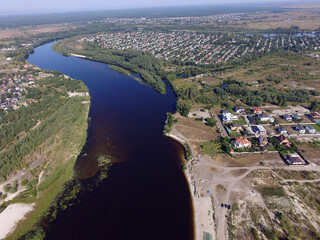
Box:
[0,0,302,14]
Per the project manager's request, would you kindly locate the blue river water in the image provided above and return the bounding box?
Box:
[28,42,194,240]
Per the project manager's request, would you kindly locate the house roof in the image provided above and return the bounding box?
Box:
[234,105,244,111]
[234,137,251,145]
[222,109,230,114]
[288,154,303,164]
[310,112,320,118]
[252,107,262,112]
[278,127,287,132]
[295,125,305,131]
[305,125,315,131]
[232,123,242,127]
[278,135,289,142]
[258,113,269,118]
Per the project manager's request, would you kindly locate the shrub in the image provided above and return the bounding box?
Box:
[21,179,28,186]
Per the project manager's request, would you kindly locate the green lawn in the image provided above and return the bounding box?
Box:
[312,124,320,132]
[229,131,242,137]
[232,117,246,125]
[201,141,225,154]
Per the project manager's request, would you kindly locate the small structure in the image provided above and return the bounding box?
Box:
[258,113,274,122]
[233,105,245,114]
[305,125,316,134]
[292,114,301,120]
[287,154,304,165]
[278,135,291,147]
[252,125,267,134]
[282,114,292,121]
[222,109,238,123]
[295,125,305,134]
[233,137,252,149]
[277,127,287,135]
[258,136,268,147]
[230,123,243,131]
[310,112,320,121]
[252,107,263,114]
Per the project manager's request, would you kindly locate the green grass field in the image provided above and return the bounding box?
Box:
[201,141,225,154]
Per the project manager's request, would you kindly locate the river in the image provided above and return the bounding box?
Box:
[27,42,194,240]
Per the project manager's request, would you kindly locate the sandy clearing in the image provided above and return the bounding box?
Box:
[0,203,35,239]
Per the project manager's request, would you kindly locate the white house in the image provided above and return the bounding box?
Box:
[292,114,301,120]
[287,154,304,165]
[305,125,316,134]
[222,109,238,123]
[233,105,245,114]
[282,114,292,121]
[252,125,267,134]
[295,125,305,134]
[257,113,274,122]
[277,127,287,135]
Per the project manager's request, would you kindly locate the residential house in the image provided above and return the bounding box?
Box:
[252,107,262,114]
[310,112,320,121]
[252,125,267,134]
[287,154,304,165]
[282,114,292,121]
[278,135,291,147]
[230,123,243,131]
[305,125,316,134]
[295,125,305,134]
[277,127,287,135]
[222,109,238,123]
[257,113,274,122]
[258,136,268,147]
[292,114,301,120]
[233,105,245,114]
[233,137,251,149]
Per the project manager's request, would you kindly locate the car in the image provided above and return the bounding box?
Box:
[224,204,227,208]
[227,205,231,210]
[221,203,224,207]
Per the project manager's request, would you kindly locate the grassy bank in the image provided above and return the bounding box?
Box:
[109,65,131,75]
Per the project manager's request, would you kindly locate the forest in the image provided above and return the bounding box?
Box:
[0,73,89,179]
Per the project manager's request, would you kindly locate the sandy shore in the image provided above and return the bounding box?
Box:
[69,53,87,58]
[166,130,216,240]
[0,203,35,239]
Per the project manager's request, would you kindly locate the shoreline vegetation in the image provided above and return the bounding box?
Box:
[108,65,131,76]
[52,40,167,94]
[0,47,92,238]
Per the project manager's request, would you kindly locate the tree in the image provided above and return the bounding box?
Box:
[176,99,192,117]
[206,117,216,127]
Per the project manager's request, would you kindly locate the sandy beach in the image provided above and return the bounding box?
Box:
[167,129,216,240]
[0,203,35,239]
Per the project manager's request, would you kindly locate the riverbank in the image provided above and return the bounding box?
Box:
[166,128,216,240]
[0,59,91,239]
[0,204,35,239]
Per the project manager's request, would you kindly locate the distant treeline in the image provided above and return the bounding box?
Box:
[0,4,286,28]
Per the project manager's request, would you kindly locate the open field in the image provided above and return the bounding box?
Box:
[0,25,76,40]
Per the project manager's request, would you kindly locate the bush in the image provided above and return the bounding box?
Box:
[260,187,285,197]
[21,179,28,186]
[206,117,216,127]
